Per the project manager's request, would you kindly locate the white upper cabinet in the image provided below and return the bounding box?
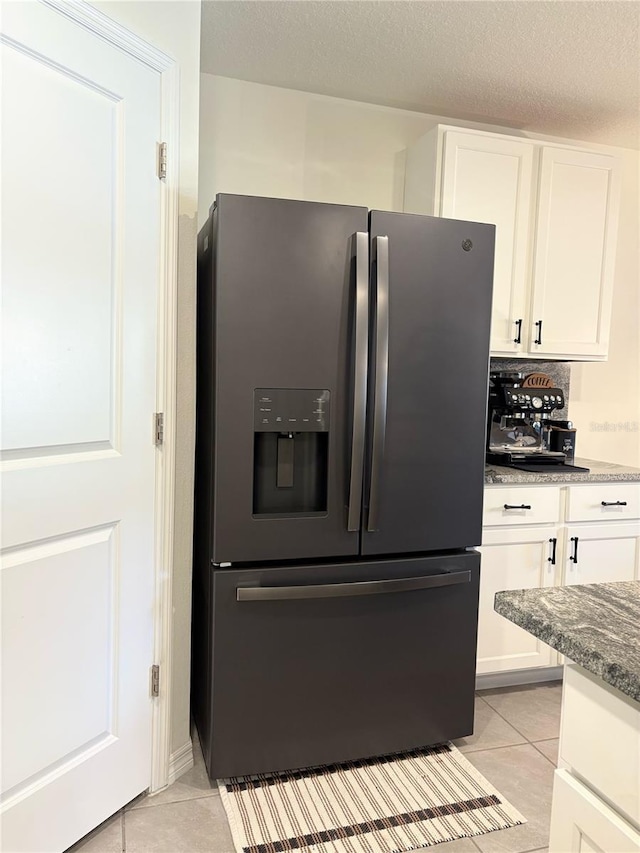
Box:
[440,132,534,354]
[404,126,621,361]
[530,147,621,358]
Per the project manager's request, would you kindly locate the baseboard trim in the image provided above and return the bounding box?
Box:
[476,666,564,691]
[167,739,194,786]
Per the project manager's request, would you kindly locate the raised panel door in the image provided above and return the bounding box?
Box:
[531,147,620,358]
[441,131,534,355]
[1,4,161,849]
[550,770,640,853]
[563,523,640,586]
[478,526,558,674]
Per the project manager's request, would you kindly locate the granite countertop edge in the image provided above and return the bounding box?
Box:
[494,589,640,702]
[485,457,640,485]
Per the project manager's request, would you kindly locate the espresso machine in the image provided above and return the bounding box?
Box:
[486,372,588,472]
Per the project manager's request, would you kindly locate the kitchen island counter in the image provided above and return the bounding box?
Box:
[494,581,640,851]
[494,580,640,701]
[485,456,640,485]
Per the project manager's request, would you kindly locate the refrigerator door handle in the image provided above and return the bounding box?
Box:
[347,232,370,531]
[236,569,471,601]
[367,235,390,532]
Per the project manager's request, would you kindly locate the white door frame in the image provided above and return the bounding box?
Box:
[40,0,180,794]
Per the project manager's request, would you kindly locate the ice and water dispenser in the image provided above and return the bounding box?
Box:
[253,389,330,515]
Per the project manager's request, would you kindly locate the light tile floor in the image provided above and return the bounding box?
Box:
[68,681,562,853]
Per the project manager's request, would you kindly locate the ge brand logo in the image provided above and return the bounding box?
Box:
[461,239,473,252]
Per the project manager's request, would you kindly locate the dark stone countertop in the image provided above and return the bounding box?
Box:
[494,581,640,702]
[485,457,640,485]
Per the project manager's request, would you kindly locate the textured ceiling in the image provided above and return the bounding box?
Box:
[200,0,640,148]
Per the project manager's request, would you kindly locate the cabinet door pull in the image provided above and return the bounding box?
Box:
[504,503,532,510]
[513,318,523,344]
[534,320,543,345]
[569,536,579,564]
[601,500,627,507]
[548,538,557,565]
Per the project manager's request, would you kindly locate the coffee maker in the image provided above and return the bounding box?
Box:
[486,371,588,472]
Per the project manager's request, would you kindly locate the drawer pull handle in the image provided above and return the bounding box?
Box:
[236,570,471,601]
[601,500,627,507]
[548,538,557,565]
[513,318,523,345]
[570,536,579,564]
[534,319,543,346]
[504,503,531,510]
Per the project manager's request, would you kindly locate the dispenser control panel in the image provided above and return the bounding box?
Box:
[254,389,330,431]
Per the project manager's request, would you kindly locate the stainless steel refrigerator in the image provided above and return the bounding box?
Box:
[192,194,495,780]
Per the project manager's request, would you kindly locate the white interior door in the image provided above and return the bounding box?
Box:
[1,3,161,850]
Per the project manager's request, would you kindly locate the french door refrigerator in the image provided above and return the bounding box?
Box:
[193,194,495,780]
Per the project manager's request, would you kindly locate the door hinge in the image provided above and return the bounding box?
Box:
[154,413,164,446]
[151,664,160,697]
[157,142,167,180]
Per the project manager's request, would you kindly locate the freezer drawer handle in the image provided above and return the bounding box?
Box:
[367,235,390,532]
[236,570,471,601]
[347,232,370,532]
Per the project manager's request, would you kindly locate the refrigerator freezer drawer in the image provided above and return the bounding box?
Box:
[196,551,480,780]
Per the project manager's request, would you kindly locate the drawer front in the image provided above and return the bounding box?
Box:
[550,769,640,853]
[560,664,640,827]
[566,483,640,522]
[205,553,480,778]
[483,486,561,527]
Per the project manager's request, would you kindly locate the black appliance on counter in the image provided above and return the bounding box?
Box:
[486,371,587,472]
[192,194,495,780]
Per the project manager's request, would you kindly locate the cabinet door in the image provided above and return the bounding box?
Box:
[549,769,640,853]
[531,147,620,358]
[478,526,558,674]
[441,131,534,354]
[564,523,640,586]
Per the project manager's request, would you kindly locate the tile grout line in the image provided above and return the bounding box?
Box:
[476,692,557,746]
[458,740,528,756]
[476,696,533,744]
[530,740,558,769]
[128,790,221,812]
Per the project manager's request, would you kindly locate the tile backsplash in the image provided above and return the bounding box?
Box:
[490,358,571,420]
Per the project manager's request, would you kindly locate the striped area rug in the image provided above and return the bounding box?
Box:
[218,744,525,853]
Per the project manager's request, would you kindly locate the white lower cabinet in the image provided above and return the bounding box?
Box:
[550,769,640,853]
[550,664,640,853]
[478,526,558,674]
[480,482,639,678]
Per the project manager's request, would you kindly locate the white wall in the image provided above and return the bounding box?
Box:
[199,74,640,467]
[570,148,640,466]
[91,1,201,758]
